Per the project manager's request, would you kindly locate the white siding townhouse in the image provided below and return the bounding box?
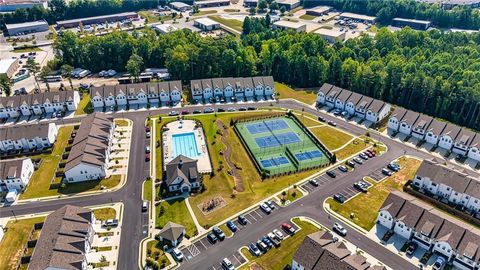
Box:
[411,114,434,140]
[344,92,364,116]
[316,83,333,105]
[387,106,407,131]
[377,191,480,270]
[90,81,182,109]
[468,136,480,162]
[365,99,391,124]
[0,122,58,154]
[425,119,447,146]
[0,91,79,119]
[398,110,420,136]
[438,123,462,151]
[354,96,373,118]
[334,89,353,111]
[0,158,34,192]
[324,86,342,108]
[64,113,114,183]
[412,159,480,214]
[190,76,275,103]
[453,129,477,156]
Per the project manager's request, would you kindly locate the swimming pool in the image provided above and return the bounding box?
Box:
[172,132,201,159]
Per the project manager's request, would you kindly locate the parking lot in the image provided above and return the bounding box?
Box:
[336,179,372,201]
[181,201,280,263]
[369,167,388,182]
[301,172,337,192]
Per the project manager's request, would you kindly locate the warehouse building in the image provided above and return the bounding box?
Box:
[0,58,19,79]
[57,12,138,28]
[393,17,431,30]
[193,18,220,31]
[314,28,346,43]
[339,12,376,24]
[170,1,192,11]
[5,20,49,36]
[153,23,178,34]
[194,0,230,8]
[272,20,307,32]
[0,0,47,12]
[305,5,332,16]
[276,0,301,10]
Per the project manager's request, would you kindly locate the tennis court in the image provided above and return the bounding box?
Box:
[235,116,330,176]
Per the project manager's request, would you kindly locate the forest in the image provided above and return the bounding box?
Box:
[53,17,480,131]
[305,0,480,30]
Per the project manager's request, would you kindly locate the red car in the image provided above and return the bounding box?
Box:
[145,126,151,132]
[181,110,190,115]
[145,154,150,161]
[365,151,374,158]
[282,223,296,234]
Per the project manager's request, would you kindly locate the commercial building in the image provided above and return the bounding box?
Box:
[272,20,307,32]
[0,158,34,192]
[170,1,192,11]
[0,0,47,12]
[165,155,201,194]
[0,91,80,119]
[193,17,220,31]
[57,12,138,28]
[5,19,49,36]
[377,191,480,270]
[441,0,480,9]
[153,23,178,34]
[339,12,376,24]
[0,122,58,154]
[393,17,431,30]
[194,0,230,8]
[64,113,114,183]
[0,58,19,79]
[90,81,182,109]
[305,5,332,16]
[190,76,275,103]
[314,28,346,43]
[29,205,95,270]
[276,0,301,10]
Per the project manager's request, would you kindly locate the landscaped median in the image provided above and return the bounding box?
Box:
[326,156,421,231]
[239,218,321,270]
[334,135,386,161]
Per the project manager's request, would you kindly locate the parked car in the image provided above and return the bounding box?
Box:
[217,108,225,112]
[181,110,189,115]
[333,194,346,204]
[273,229,284,240]
[267,200,275,210]
[145,126,151,132]
[346,160,356,168]
[256,240,268,252]
[226,221,237,232]
[212,226,225,240]
[145,153,150,161]
[388,162,401,172]
[262,236,273,248]
[102,219,118,227]
[432,256,446,270]
[359,153,369,160]
[142,201,148,212]
[249,243,261,256]
[365,151,374,158]
[353,157,363,164]
[145,146,150,153]
[340,111,348,117]
[172,248,183,261]
[222,258,235,270]
[338,165,348,172]
[207,232,218,244]
[309,179,319,187]
[406,242,418,256]
[204,107,214,113]
[168,111,179,116]
[382,168,393,176]
[247,106,256,110]
[328,120,337,126]
[333,222,347,236]
[333,109,341,116]
[318,116,326,122]
[227,107,236,112]
[239,107,247,111]
[267,232,281,247]
[193,110,201,114]
[238,215,247,225]
[282,223,296,234]
[326,170,336,178]
[260,203,272,214]
[353,181,368,193]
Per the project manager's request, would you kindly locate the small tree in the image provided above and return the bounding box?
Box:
[249,6,256,14]
[258,0,268,12]
[40,66,52,92]
[26,58,41,90]
[0,75,11,96]
[126,53,144,83]
[280,6,286,15]
[61,64,74,90]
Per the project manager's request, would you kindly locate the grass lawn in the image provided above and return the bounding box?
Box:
[146,240,171,268]
[224,8,240,12]
[75,93,93,115]
[310,126,353,151]
[334,136,382,160]
[57,174,121,194]
[293,112,321,127]
[13,47,42,53]
[143,177,153,201]
[219,224,234,237]
[239,218,320,270]
[155,198,197,237]
[138,10,161,23]
[299,14,316,20]
[208,15,243,32]
[0,217,45,270]
[278,187,302,205]
[193,10,218,16]
[93,207,117,220]
[115,119,129,127]
[165,112,321,227]
[327,157,421,230]
[274,82,317,105]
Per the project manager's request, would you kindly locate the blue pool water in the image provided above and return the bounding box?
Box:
[173,132,200,159]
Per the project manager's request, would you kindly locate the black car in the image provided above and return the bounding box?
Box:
[212,226,225,240]
[238,215,248,225]
[192,110,201,114]
[239,107,247,111]
[217,108,225,112]
[326,170,336,178]
[247,107,256,110]
[353,181,368,193]
[207,232,218,244]
[318,116,326,122]
[309,179,319,187]
[333,194,346,204]
[346,160,356,168]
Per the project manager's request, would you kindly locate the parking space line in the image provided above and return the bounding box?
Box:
[232,253,242,265]
[247,213,257,222]
[253,211,263,219]
[198,239,208,249]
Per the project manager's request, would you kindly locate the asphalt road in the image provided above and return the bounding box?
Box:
[1,99,478,270]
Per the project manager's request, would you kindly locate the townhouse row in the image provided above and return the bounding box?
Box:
[388,107,480,162]
[316,83,392,124]
[0,91,80,119]
[190,76,275,103]
[412,159,480,215]
[378,191,480,270]
[0,122,58,154]
[0,158,34,193]
[90,81,183,109]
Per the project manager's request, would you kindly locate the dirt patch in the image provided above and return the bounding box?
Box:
[250,263,264,270]
[197,196,227,215]
[216,120,244,192]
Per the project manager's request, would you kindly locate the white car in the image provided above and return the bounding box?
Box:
[273,229,284,240]
[333,222,347,236]
[260,203,272,214]
[172,248,183,261]
[222,258,235,270]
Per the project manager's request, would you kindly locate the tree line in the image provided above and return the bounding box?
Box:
[305,0,480,30]
[54,19,480,131]
[0,0,156,30]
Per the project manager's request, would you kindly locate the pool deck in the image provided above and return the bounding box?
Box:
[163,120,212,173]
